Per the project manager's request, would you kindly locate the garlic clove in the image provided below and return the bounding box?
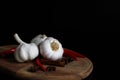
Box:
[14,45,25,62]
[31,34,47,46]
[40,37,64,61]
[28,43,39,60]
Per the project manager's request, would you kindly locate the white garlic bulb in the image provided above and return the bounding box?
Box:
[14,33,39,62]
[31,34,47,46]
[40,37,64,61]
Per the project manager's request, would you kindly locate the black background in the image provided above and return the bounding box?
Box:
[0,1,120,80]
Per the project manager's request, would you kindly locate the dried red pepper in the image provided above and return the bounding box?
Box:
[35,58,46,72]
[63,51,78,60]
[64,48,85,60]
[0,47,16,56]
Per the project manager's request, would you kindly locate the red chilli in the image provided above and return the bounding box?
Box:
[35,58,46,72]
[63,51,78,60]
[64,48,85,59]
[0,47,16,56]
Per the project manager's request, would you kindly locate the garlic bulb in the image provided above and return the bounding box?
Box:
[14,33,39,62]
[31,34,47,46]
[40,37,64,61]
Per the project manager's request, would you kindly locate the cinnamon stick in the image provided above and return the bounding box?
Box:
[40,57,74,67]
[40,58,66,67]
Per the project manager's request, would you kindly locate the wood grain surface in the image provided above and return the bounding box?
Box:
[0,45,93,80]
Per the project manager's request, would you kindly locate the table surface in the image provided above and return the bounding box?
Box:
[1,45,92,79]
[0,72,95,80]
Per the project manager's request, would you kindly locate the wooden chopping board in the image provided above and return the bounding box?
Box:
[0,45,93,80]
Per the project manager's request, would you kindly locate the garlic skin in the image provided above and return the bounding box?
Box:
[31,34,47,46]
[14,33,39,62]
[40,37,64,61]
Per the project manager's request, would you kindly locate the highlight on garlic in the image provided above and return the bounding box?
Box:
[31,34,47,46]
[39,37,64,61]
[14,33,39,62]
